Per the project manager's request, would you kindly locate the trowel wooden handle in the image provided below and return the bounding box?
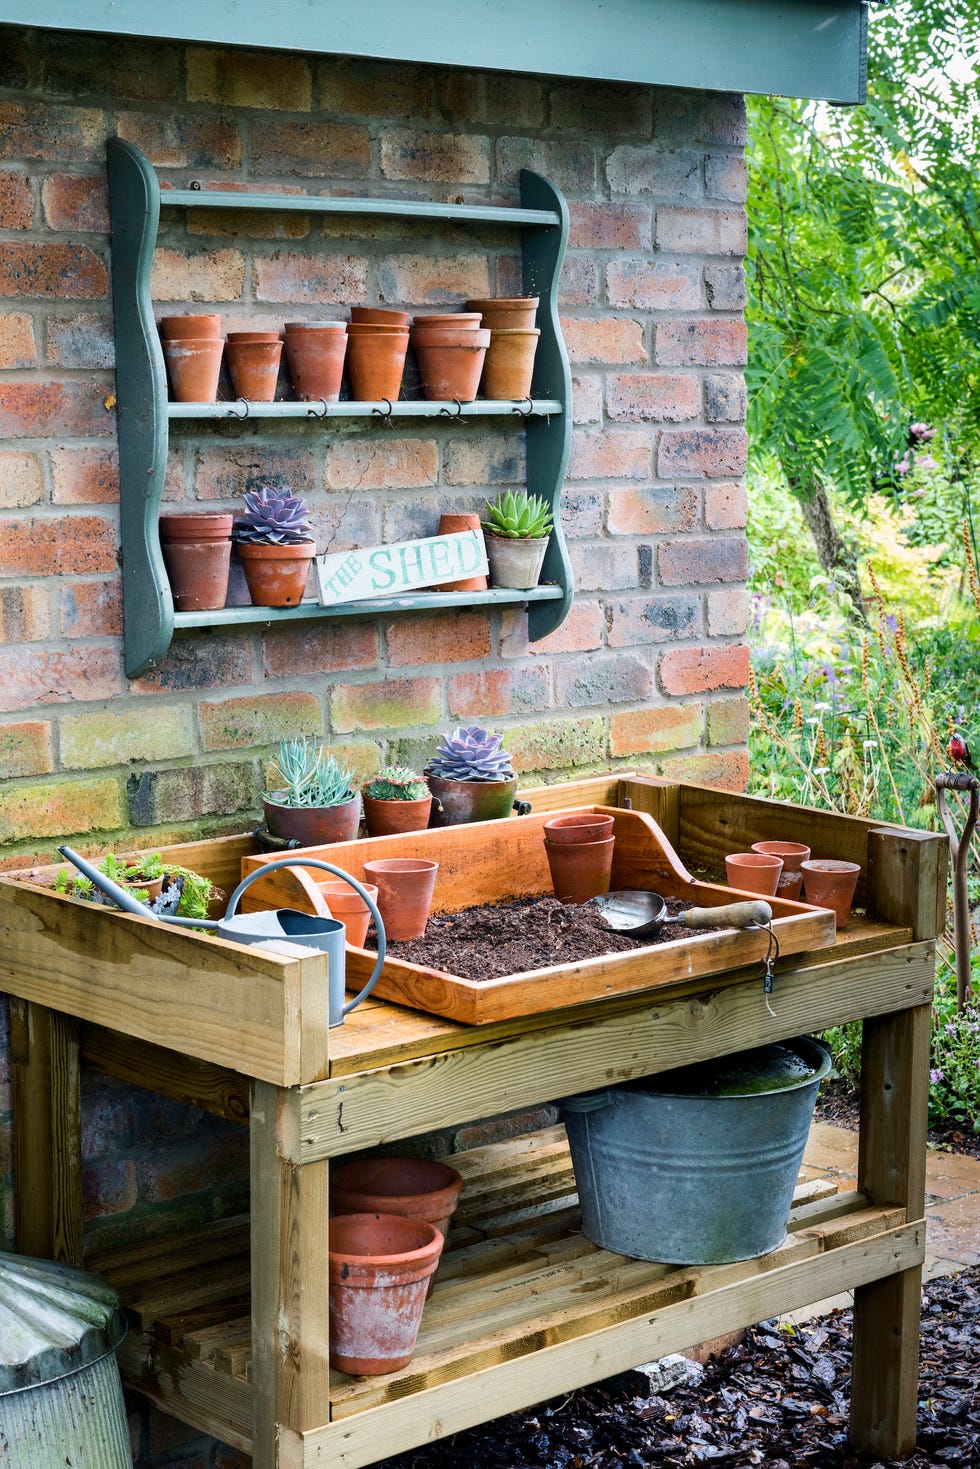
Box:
[682,901,772,930]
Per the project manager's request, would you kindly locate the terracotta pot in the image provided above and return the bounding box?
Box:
[159,513,233,612]
[284,325,347,402]
[162,337,224,403]
[412,312,483,329]
[116,871,165,904]
[481,327,540,400]
[801,859,861,930]
[544,835,615,905]
[425,774,517,827]
[751,841,811,901]
[226,339,282,401]
[159,313,222,339]
[485,531,549,591]
[362,857,439,941]
[725,851,783,897]
[332,1157,462,1297]
[411,325,490,348]
[414,332,490,402]
[328,1212,442,1375]
[467,296,539,330]
[226,330,282,343]
[543,812,615,844]
[350,306,410,326]
[431,512,488,592]
[316,880,378,948]
[284,320,346,331]
[362,793,433,838]
[238,541,314,606]
[346,330,408,401]
[262,790,362,845]
[347,323,411,335]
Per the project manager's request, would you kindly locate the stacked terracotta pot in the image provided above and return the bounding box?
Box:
[346,306,409,401]
[543,811,616,904]
[410,311,490,401]
[159,314,224,403]
[467,296,540,400]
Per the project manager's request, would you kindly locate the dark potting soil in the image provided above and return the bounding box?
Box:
[817,1077,980,1161]
[365,894,691,981]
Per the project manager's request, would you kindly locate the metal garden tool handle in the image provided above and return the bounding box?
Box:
[680,901,771,930]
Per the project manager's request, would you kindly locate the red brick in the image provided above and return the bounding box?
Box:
[381,130,490,185]
[659,644,750,696]
[0,514,117,577]
[507,716,606,774]
[705,153,748,203]
[656,207,746,255]
[605,595,700,648]
[0,170,31,228]
[250,119,371,178]
[562,316,646,366]
[606,258,701,311]
[441,73,544,129]
[706,694,750,746]
[705,373,746,423]
[607,373,699,423]
[150,248,245,303]
[46,313,114,369]
[571,374,602,425]
[0,241,107,300]
[0,312,36,368]
[310,500,381,554]
[50,446,119,504]
[568,202,650,251]
[139,1131,248,1202]
[606,146,702,197]
[60,578,123,638]
[0,721,54,779]
[387,613,491,667]
[658,536,747,585]
[560,256,600,307]
[324,439,438,491]
[130,632,252,695]
[550,80,651,136]
[658,428,747,477]
[116,111,243,170]
[705,263,746,311]
[82,1160,137,1222]
[331,678,442,733]
[555,652,652,708]
[0,773,121,842]
[262,622,378,679]
[377,254,491,307]
[706,480,748,531]
[200,692,321,752]
[448,666,550,718]
[320,59,434,118]
[659,749,749,791]
[500,601,604,658]
[570,542,642,592]
[186,205,311,242]
[40,174,108,231]
[707,587,750,637]
[568,428,651,481]
[609,701,702,757]
[0,101,104,163]
[496,137,596,193]
[186,46,311,109]
[0,586,52,642]
[0,382,114,438]
[0,450,43,508]
[562,490,603,538]
[41,34,180,102]
[656,319,747,367]
[605,485,697,536]
[444,436,525,487]
[191,445,316,503]
[253,251,369,305]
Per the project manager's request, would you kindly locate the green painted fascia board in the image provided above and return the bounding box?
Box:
[0,0,867,103]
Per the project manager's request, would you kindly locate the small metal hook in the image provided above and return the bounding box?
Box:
[371,397,394,425]
[306,399,329,420]
[511,397,534,418]
[439,399,464,418]
[229,398,250,419]
[761,922,781,1017]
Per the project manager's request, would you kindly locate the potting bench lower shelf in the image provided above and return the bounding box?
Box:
[2,774,945,1468]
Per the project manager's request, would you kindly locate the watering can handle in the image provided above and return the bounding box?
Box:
[225,859,387,1019]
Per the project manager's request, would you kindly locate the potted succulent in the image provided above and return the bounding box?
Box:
[263,735,361,845]
[425,725,517,826]
[233,485,316,607]
[361,766,432,838]
[481,489,553,590]
[54,851,219,918]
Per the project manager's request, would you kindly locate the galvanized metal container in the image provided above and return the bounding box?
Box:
[560,1036,831,1265]
[0,1251,131,1467]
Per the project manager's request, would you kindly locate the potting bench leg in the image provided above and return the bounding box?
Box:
[9,998,83,1266]
[251,1079,330,1469]
[849,1002,930,1457]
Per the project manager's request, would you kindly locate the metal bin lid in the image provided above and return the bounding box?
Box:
[0,1252,126,1394]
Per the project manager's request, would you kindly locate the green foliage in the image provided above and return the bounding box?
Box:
[267,736,354,809]
[482,489,553,541]
[55,851,218,918]
[362,766,429,801]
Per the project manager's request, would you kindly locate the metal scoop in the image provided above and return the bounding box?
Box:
[592,889,771,938]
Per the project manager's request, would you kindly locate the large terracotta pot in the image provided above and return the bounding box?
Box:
[159,313,222,339]
[481,327,540,400]
[162,337,224,403]
[425,774,517,826]
[751,841,811,901]
[801,859,861,930]
[238,541,314,607]
[332,1157,463,1297]
[328,1212,442,1375]
[362,793,433,838]
[159,512,232,611]
[413,329,489,402]
[226,339,282,401]
[346,329,408,401]
[431,512,488,592]
[466,295,539,329]
[362,857,439,941]
[317,880,378,948]
[544,835,615,904]
[484,531,549,590]
[262,790,362,845]
[283,323,347,402]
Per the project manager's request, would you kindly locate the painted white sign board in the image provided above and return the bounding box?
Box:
[316,530,488,606]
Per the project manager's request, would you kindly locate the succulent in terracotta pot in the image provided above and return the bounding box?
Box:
[263,735,361,844]
[54,851,219,918]
[481,489,553,591]
[425,725,517,826]
[233,485,316,607]
[361,766,433,837]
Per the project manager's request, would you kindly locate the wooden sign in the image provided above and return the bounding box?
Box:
[316,530,488,606]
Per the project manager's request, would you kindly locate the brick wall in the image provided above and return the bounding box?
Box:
[0,26,750,1465]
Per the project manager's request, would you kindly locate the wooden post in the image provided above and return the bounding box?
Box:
[10,998,83,1265]
[618,776,681,851]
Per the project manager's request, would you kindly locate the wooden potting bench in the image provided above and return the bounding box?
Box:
[0,776,945,1467]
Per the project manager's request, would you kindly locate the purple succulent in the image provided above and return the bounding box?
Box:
[233,486,313,545]
[426,725,514,782]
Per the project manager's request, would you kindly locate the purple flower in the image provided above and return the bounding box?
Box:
[910,421,935,442]
[894,455,910,475]
[930,1068,944,1083]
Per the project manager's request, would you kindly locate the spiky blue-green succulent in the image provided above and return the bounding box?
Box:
[234,486,313,545]
[267,736,354,808]
[426,726,514,782]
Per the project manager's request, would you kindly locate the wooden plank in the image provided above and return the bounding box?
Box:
[293,942,936,1162]
[117,1331,252,1453]
[867,828,947,940]
[619,775,680,849]
[10,998,83,1265]
[89,1214,248,1280]
[81,1023,250,1124]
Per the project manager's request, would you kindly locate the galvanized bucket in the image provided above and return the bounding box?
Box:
[559,1036,831,1265]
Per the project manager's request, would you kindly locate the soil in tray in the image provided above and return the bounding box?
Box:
[365,895,690,981]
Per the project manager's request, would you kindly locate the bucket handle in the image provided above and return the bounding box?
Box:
[556,1089,616,1114]
[225,859,387,1020]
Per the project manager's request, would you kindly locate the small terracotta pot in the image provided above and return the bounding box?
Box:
[332,1157,463,1298]
[159,313,222,339]
[317,881,378,948]
[362,794,433,839]
[346,330,408,401]
[431,512,488,592]
[425,775,517,827]
[117,871,165,904]
[543,812,615,844]
[801,859,861,930]
[350,306,410,326]
[751,841,811,901]
[485,531,549,591]
[238,541,314,606]
[162,337,224,403]
[544,835,615,905]
[329,1212,442,1375]
[284,325,347,402]
[159,512,233,612]
[263,791,362,845]
[362,857,439,941]
[414,331,490,402]
[481,327,540,400]
[226,339,283,401]
[467,296,539,330]
[412,312,483,329]
[725,851,783,897]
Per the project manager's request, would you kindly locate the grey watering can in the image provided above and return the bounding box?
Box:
[57,848,386,1028]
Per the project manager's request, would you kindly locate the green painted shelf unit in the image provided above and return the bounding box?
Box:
[105,138,574,679]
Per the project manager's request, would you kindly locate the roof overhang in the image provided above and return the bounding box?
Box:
[0,0,868,104]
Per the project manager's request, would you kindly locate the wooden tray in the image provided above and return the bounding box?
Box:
[239,806,837,1024]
